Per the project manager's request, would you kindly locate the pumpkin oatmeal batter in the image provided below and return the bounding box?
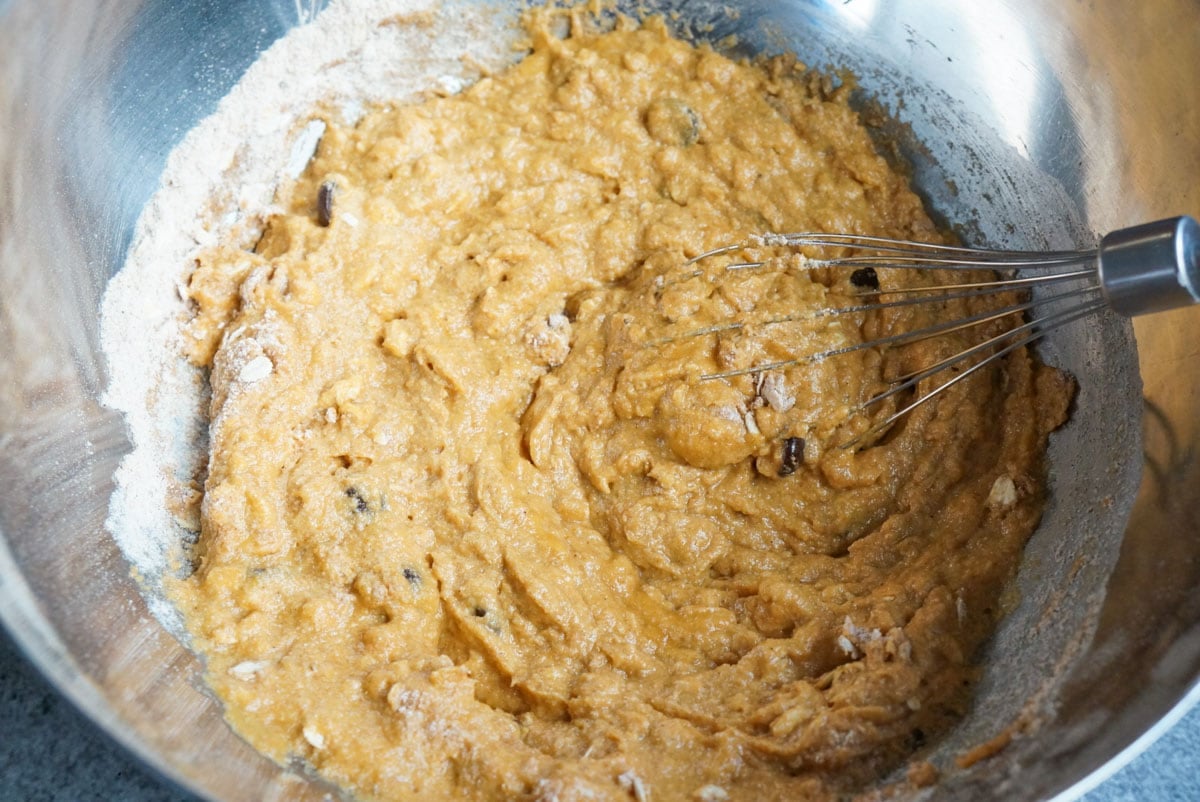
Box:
[175,12,1073,802]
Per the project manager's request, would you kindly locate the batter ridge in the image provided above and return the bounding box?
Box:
[174,11,1073,801]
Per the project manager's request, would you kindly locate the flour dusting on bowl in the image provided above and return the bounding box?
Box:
[101,0,521,632]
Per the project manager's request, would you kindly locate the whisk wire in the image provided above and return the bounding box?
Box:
[874,268,1094,296]
[842,297,1109,448]
[760,232,1096,262]
[863,296,1105,409]
[665,217,1199,449]
[871,283,1103,375]
[694,282,1101,383]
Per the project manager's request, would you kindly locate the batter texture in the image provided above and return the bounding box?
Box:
[176,13,1072,801]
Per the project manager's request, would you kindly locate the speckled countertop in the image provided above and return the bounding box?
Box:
[1,626,1197,801]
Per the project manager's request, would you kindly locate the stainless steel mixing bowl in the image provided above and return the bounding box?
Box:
[1,1,1197,800]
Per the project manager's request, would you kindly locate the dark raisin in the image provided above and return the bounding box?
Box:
[402,567,421,585]
[850,267,879,290]
[317,179,336,227]
[473,606,487,618]
[645,97,701,146]
[344,486,369,513]
[778,437,805,476]
[679,105,701,146]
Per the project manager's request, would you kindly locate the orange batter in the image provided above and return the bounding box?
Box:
[174,12,1072,801]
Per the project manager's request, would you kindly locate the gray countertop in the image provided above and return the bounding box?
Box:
[1,627,1197,801]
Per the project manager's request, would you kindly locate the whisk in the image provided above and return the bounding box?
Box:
[679,216,1200,446]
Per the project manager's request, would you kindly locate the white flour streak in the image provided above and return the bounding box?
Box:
[100,0,522,634]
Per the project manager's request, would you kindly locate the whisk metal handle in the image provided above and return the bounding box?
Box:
[1097,216,1200,316]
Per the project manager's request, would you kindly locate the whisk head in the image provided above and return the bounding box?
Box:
[660,232,1108,449]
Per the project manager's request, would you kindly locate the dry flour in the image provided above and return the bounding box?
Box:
[100,0,522,634]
